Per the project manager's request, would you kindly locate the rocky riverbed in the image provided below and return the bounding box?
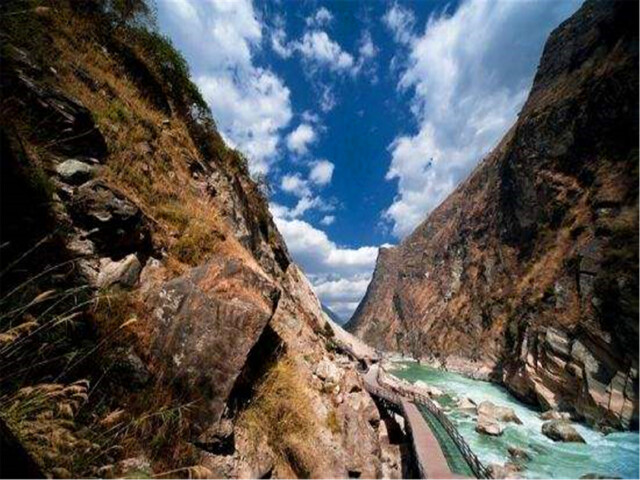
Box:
[390,362,639,479]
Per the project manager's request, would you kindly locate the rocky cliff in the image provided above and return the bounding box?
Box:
[348,0,638,431]
[0,1,403,477]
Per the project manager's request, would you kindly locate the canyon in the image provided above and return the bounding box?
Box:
[348,0,639,432]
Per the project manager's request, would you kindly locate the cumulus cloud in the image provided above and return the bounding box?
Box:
[306,7,334,27]
[320,215,335,226]
[280,173,311,198]
[157,0,292,174]
[358,31,377,59]
[272,215,380,318]
[297,30,355,72]
[286,123,317,155]
[309,160,335,186]
[383,0,580,237]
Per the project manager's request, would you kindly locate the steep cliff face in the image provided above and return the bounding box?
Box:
[348,0,638,430]
[0,2,401,478]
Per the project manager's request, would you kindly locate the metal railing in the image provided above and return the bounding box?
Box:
[375,369,492,479]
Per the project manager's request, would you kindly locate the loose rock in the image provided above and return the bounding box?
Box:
[56,159,97,185]
[477,401,522,424]
[476,413,504,436]
[96,254,142,288]
[541,420,586,443]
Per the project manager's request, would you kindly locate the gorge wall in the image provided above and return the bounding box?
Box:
[348,0,639,431]
[0,2,403,478]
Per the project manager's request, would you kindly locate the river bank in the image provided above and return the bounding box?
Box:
[388,361,639,479]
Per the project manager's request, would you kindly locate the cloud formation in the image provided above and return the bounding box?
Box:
[306,7,334,28]
[383,0,580,237]
[286,123,317,155]
[309,160,335,186]
[157,0,292,174]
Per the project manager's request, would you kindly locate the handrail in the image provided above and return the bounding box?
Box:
[375,369,492,479]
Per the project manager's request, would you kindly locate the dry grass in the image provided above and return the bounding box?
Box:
[238,357,318,477]
[0,380,98,474]
[46,12,232,270]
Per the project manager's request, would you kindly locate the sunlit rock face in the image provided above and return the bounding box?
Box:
[348,0,639,430]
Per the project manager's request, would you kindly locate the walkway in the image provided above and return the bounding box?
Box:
[362,365,490,479]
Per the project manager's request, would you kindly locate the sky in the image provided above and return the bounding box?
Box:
[156,0,580,321]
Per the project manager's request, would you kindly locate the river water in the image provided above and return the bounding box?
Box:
[389,361,639,479]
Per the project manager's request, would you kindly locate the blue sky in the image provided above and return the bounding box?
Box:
[156,0,580,319]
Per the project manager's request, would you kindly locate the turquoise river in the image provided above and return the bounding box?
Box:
[390,361,639,479]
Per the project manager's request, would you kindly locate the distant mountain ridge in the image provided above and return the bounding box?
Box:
[322,303,345,325]
[348,0,639,431]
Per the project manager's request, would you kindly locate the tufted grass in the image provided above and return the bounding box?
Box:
[238,357,318,477]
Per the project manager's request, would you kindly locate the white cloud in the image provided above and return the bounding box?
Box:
[358,31,377,59]
[309,160,334,186]
[297,30,355,73]
[306,7,334,27]
[383,3,416,45]
[271,27,293,58]
[320,215,335,226]
[319,85,337,112]
[383,0,581,237]
[280,173,311,198]
[271,214,380,318]
[286,123,317,155]
[157,0,292,174]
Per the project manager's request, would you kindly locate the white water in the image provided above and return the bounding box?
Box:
[390,361,639,479]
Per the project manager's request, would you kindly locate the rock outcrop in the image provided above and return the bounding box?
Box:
[348,0,639,430]
[0,3,401,477]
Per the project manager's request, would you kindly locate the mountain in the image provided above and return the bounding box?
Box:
[323,303,346,325]
[0,2,401,478]
[348,0,638,431]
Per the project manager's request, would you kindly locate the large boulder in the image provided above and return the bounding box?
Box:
[476,414,504,436]
[541,420,586,443]
[69,180,151,257]
[147,257,280,447]
[457,397,477,413]
[477,401,522,424]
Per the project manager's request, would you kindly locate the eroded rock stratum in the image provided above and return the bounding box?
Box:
[348,0,639,431]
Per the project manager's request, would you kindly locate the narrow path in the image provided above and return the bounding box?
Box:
[362,364,486,479]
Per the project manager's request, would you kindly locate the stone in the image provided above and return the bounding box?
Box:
[96,254,142,288]
[116,457,152,478]
[544,328,571,358]
[541,420,586,443]
[56,159,97,185]
[69,180,151,257]
[109,347,150,389]
[580,474,621,479]
[487,462,522,479]
[507,446,531,463]
[476,413,504,436]
[477,401,522,424]
[316,357,343,385]
[457,397,477,413]
[414,380,444,397]
[147,257,280,444]
[15,71,108,159]
[540,409,571,421]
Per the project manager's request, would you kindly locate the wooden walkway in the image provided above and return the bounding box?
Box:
[362,365,491,479]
